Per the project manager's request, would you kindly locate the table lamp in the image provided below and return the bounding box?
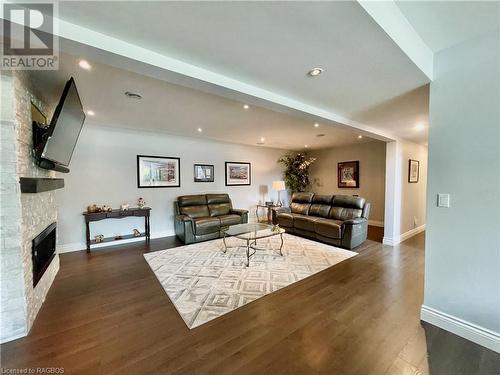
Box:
[272,180,286,206]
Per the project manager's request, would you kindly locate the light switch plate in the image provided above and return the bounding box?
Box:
[438,193,450,208]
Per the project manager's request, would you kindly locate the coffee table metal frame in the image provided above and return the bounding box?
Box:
[221,223,285,267]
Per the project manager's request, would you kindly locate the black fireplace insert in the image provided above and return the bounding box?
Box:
[32,222,56,287]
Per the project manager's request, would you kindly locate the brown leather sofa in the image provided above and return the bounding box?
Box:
[272,192,370,249]
[174,193,248,244]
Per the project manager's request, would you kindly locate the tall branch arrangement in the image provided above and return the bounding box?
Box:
[277,152,316,193]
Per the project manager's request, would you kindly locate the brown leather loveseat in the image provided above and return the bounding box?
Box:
[272,192,370,249]
[174,193,248,244]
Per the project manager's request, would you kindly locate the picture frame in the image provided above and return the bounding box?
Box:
[137,155,180,188]
[225,162,251,186]
[338,160,360,188]
[194,164,214,182]
[408,159,420,183]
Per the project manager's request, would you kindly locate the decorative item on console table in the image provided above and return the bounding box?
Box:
[120,203,130,211]
[138,197,146,208]
[87,204,101,213]
[83,207,151,253]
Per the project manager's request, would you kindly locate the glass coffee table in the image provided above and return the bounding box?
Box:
[221,223,285,267]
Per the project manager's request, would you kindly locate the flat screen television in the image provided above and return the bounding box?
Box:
[34,77,85,173]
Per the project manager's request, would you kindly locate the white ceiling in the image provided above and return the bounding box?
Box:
[32,54,380,151]
[52,1,431,144]
[396,1,500,52]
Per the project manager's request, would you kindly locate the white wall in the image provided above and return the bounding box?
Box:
[423,30,500,352]
[309,142,386,224]
[400,140,427,234]
[56,125,286,252]
[383,139,427,245]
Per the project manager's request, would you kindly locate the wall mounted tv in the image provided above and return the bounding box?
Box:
[33,77,85,173]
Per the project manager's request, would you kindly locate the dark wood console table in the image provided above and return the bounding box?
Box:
[83,207,151,253]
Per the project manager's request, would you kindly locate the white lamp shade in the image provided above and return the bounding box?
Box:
[272,180,286,191]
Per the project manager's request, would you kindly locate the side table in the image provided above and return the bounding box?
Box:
[255,204,280,224]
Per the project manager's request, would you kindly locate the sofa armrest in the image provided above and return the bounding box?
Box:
[174,214,195,244]
[230,208,248,215]
[230,208,249,224]
[271,207,291,224]
[175,214,193,222]
[273,207,291,214]
[343,217,367,225]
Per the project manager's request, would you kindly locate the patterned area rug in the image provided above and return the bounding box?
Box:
[144,233,357,328]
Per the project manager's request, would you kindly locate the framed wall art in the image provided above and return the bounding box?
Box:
[225,162,251,186]
[338,160,359,188]
[408,159,419,183]
[137,155,180,188]
[194,164,214,182]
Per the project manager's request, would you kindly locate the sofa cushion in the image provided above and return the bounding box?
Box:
[206,193,231,205]
[291,192,314,203]
[178,194,207,207]
[314,219,343,239]
[332,195,365,209]
[309,204,331,218]
[312,194,334,204]
[180,205,210,219]
[193,217,220,235]
[276,212,294,228]
[209,203,231,217]
[294,215,319,232]
[291,202,311,215]
[218,214,241,227]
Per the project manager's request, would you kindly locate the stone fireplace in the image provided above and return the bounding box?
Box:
[1,70,60,343]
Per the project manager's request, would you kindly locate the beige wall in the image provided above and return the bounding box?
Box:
[400,140,427,234]
[309,142,386,224]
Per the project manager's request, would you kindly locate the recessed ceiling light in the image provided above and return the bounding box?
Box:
[197,128,203,132]
[414,122,426,131]
[78,60,91,70]
[304,144,308,148]
[314,123,319,128]
[358,135,363,139]
[308,67,324,77]
[260,137,265,142]
[124,91,142,99]
[243,104,249,109]
[86,110,95,116]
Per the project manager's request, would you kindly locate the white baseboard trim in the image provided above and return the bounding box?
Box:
[1,330,28,344]
[368,220,384,227]
[382,224,426,246]
[382,236,396,246]
[400,224,426,243]
[57,230,175,253]
[421,305,500,353]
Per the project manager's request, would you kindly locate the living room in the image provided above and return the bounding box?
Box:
[1,2,499,374]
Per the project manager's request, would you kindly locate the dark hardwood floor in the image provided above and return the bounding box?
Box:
[2,230,499,374]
